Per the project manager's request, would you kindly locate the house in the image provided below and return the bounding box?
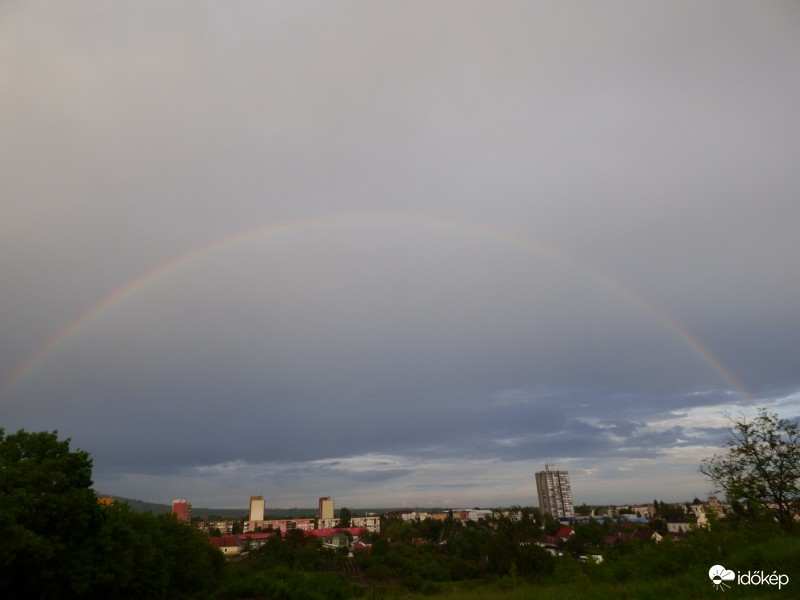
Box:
[689,501,709,527]
[208,535,243,556]
[536,536,563,557]
[602,535,618,546]
[236,532,277,550]
[306,527,367,539]
[666,515,697,534]
[554,527,574,541]
[618,530,663,543]
[322,532,350,550]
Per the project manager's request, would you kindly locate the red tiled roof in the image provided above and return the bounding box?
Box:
[555,527,574,538]
[208,535,242,548]
[617,530,657,542]
[305,527,367,537]
[236,533,277,541]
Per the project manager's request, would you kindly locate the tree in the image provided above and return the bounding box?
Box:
[338,506,352,528]
[486,510,554,578]
[91,505,223,599]
[700,409,800,532]
[0,429,224,598]
[0,428,101,597]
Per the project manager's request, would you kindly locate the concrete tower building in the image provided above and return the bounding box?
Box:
[319,497,334,520]
[535,464,575,519]
[172,498,192,522]
[249,495,265,522]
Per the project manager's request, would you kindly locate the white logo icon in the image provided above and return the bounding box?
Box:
[709,565,735,591]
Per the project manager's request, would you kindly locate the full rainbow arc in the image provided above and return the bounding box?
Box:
[0,212,750,402]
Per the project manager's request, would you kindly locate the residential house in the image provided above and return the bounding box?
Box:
[237,532,277,550]
[322,532,351,552]
[208,535,243,556]
[666,515,697,534]
[618,530,663,543]
[554,526,574,541]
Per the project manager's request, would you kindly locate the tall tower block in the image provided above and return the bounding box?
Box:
[172,498,192,522]
[249,495,265,522]
[535,464,575,519]
[319,497,334,520]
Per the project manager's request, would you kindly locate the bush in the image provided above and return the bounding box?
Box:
[217,568,358,600]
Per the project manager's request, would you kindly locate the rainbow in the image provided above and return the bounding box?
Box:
[0,212,750,401]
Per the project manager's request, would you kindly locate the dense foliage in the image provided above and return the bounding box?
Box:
[0,429,223,599]
[218,509,800,599]
[0,429,99,596]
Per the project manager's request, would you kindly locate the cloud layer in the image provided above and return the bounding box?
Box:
[2,1,799,508]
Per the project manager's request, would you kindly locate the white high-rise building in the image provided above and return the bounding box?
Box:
[535,464,575,519]
[319,497,334,520]
[249,495,265,522]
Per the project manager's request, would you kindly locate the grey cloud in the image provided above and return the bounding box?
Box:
[2,1,799,507]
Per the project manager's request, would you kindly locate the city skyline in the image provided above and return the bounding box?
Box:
[116,472,717,512]
[2,1,799,508]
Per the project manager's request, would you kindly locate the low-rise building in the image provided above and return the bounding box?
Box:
[245,518,315,533]
[208,535,242,556]
[666,515,698,534]
[351,515,380,533]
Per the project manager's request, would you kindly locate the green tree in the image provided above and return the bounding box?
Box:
[338,506,352,528]
[384,516,413,542]
[574,518,605,547]
[92,506,223,599]
[414,517,444,542]
[486,511,554,579]
[542,512,561,535]
[700,409,800,532]
[0,429,101,597]
[0,429,224,599]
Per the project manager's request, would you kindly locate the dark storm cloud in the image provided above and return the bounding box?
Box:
[2,1,800,506]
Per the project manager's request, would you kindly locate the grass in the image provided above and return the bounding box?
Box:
[372,576,790,600]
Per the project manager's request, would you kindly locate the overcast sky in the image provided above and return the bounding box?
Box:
[2,1,799,510]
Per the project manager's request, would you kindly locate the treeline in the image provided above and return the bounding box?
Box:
[0,429,223,599]
[222,512,800,599]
